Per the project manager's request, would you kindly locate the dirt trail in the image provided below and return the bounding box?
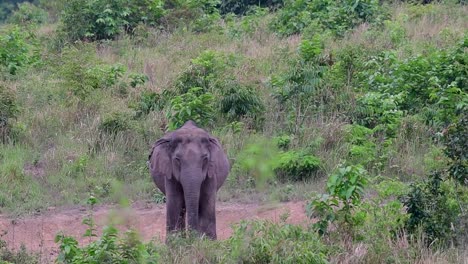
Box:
[0,201,308,263]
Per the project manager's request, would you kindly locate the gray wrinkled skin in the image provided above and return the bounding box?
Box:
[148,120,230,240]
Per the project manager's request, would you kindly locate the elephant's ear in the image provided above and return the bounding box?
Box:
[208,137,230,190]
[149,134,174,185]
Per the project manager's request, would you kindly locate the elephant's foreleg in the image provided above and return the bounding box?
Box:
[199,182,217,240]
[165,180,185,235]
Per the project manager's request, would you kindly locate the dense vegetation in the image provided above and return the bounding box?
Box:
[0,0,467,263]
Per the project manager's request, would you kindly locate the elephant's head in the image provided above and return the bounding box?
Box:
[149,120,229,233]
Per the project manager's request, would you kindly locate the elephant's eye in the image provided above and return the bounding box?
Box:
[174,157,181,167]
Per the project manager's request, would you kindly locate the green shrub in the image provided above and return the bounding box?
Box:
[175,50,228,94]
[224,6,269,38]
[0,83,19,143]
[274,134,292,150]
[131,90,168,118]
[307,165,368,236]
[67,154,89,178]
[54,195,159,263]
[55,227,158,263]
[354,179,409,261]
[271,0,387,37]
[162,0,221,32]
[270,37,328,134]
[0,2,14,22]
[228,220,328,264]
[88,64,126,89]
[401,171,466,246]
[1,240,39,264]
[175,51,261,124]
[354,92,404,137]
[0,26,39,75]
[275,150,321,182]
[153,188,166,204]
[128,73,148,88]
[8,2,48,25]
[60,0,165,41]
[344,124,377,166]
[99,111,132,135]
[358,37,467,128]
[37,0,66,22]
[189,0,222,33]
[58,45,126,100]
[167,87,215,130]
[219,83,264,121]
[235,135,281,188]
[444,111,467,185]
[220,0,282,15]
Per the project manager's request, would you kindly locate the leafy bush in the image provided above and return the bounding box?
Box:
[37,0,66,21]
[54,195,156,263]
[235,135,281,188]
[274,134,292,150]
[0,26,39,75]
[99,111,132,135]
[58,45,126,100]
[175,50,228,95]
[153,188,166,204]
[161,0,221,32]
[358,37,467,128]
[60,0,165,41]
[8,2,48,25]
[1,240,39,264]
[270,37,328,134]
[271,0,387,37]
[444,111,467,185]
[131,90,168,118]
[128,73,148,88]
[167,87,215,130]
[175,51,261,124]
[220,0,282,15]
[86,64,127,91]
[353,179,409,261]
[224,6,269,38]
[228,220,328,264]
[275,150,321,182]
[307,165,368,236]
[0,2,14,22]
[219,83,264,120]
[354,92,404,137]
[344,124,377,166]
[401,171,466,246]
[55,226,158,263]
[0,83,19,143]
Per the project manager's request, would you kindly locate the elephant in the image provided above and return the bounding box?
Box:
[148,120,230,240]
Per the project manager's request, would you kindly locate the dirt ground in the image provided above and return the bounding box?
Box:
[0,201,309,263]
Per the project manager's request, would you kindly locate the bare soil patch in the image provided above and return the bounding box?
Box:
[0,201,309,263]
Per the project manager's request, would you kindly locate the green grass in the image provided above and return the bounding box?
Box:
[0,144,50,215]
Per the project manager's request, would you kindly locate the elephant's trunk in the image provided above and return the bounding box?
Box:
[180,167,204,235]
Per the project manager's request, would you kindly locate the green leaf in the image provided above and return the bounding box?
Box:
[345,186,356,200]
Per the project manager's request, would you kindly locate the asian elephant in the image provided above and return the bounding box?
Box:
[148,120,230,240]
